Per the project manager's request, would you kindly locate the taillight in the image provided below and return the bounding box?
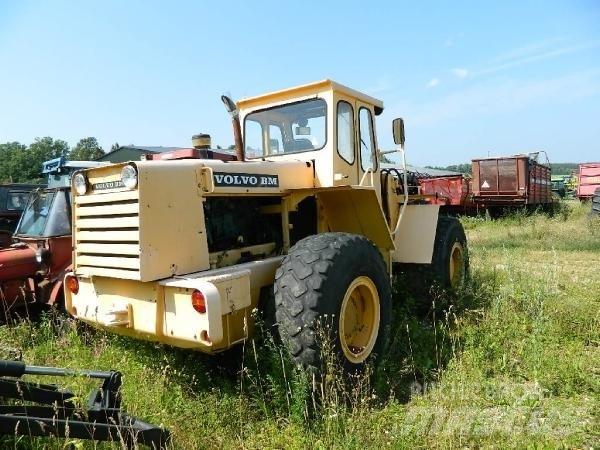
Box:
[191,289,206,314]
[66,275,79,295]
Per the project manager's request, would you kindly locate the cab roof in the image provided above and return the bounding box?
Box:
[237,79,384,115]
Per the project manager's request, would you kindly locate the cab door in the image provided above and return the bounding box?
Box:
[333,98,358,186]
[356,102,381,196]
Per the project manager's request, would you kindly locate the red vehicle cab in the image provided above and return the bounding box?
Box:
[0,184,44,248]
[0,158,105,318]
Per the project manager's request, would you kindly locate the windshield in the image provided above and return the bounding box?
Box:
[244,98,327,158]
[15,190,71,237]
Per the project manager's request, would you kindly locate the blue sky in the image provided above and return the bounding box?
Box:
[1,1,599,166]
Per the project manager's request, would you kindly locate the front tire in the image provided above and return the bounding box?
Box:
[274,233,392,374]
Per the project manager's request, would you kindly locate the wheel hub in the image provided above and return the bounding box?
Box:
[339,276,380,364]
[449,242,465,289]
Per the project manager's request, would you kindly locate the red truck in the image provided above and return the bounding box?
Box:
[576,163,600,201]
[0,159,105,319]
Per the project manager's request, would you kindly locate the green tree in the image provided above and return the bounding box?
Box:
[29,136,70,160]
[110,142,120,152]
[70,137,105,160]
[0,137,69,183]
[425,163,472,175]
[0,142,27,182]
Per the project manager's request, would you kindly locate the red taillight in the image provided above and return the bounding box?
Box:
[66,276,79,294]
[191,289,206,314]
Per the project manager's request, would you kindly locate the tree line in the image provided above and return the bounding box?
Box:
[0,137,114,183]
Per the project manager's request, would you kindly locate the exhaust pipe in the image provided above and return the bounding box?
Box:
[221,95,244,161]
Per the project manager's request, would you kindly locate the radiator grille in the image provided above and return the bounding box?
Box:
[74,190,141,279]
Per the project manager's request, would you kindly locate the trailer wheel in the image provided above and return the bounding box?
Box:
[431,216,469,290]
[591,188,600,216]
[274,233,392,374]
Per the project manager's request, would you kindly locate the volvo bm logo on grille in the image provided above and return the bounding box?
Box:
[213,172,279,188]
[93,180,125,191]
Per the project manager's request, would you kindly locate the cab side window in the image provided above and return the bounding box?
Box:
[245,120,264,158]
[268,124,284,154]
[337,101,355,164]
[359,107,376,171]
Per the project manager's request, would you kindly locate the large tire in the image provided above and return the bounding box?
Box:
[430,216,469,290]
[274,233,392,374]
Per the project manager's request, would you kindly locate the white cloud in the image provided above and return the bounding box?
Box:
[443,32,464,48]
[366,76,395,94]
[427,78,440,88]
[398,69,600,127]
[487,37,567,65]
[465,39,600,79]
[452,68,469,79]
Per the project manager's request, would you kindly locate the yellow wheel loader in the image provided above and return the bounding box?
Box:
[64,80,468,374]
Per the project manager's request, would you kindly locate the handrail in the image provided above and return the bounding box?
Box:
[359,168,374,187]
[391,145,409,236]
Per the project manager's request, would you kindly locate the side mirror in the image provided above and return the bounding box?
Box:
[392,118,405,146]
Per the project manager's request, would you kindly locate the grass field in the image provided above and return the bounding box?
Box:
[1,201,598,449]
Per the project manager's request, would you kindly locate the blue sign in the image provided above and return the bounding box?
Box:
[41,157,65,174]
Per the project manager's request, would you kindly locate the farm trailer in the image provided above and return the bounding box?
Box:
[576,163,600,201]
[64,80,470,374]
[471,153,553,215]
[418,175,478,215]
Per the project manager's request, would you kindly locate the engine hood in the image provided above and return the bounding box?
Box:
[0,245,38,281]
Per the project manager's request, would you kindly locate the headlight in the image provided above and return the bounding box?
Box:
[35,248,43,263]
[73,173,88,195]
[121,164,138,190]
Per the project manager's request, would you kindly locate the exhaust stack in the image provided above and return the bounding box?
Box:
[221,95,244,161]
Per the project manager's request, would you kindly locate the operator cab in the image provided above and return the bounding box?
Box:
[238,80,385,189]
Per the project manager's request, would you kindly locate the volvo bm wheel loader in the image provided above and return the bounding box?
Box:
[64,80,469,374]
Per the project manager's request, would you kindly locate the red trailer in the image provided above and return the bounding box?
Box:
[576,163,600,201]
[419,175,477,214]
[471,154,552,207]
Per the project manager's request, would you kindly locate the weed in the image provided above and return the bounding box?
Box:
[0,200,597,448]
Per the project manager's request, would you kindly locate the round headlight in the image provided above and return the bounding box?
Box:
[121,164,138,190]
[73,173,88,195]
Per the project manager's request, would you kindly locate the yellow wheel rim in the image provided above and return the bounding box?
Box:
[449,242,465,289]
[338,276,380,364]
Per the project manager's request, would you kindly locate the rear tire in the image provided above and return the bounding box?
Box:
[274,233,392,374]
[430,216,469,290]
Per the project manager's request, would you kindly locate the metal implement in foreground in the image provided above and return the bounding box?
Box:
[0,359,170,448]
[64,80,470,374]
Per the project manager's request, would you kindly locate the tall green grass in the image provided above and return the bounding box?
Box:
[1,200,598,449]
